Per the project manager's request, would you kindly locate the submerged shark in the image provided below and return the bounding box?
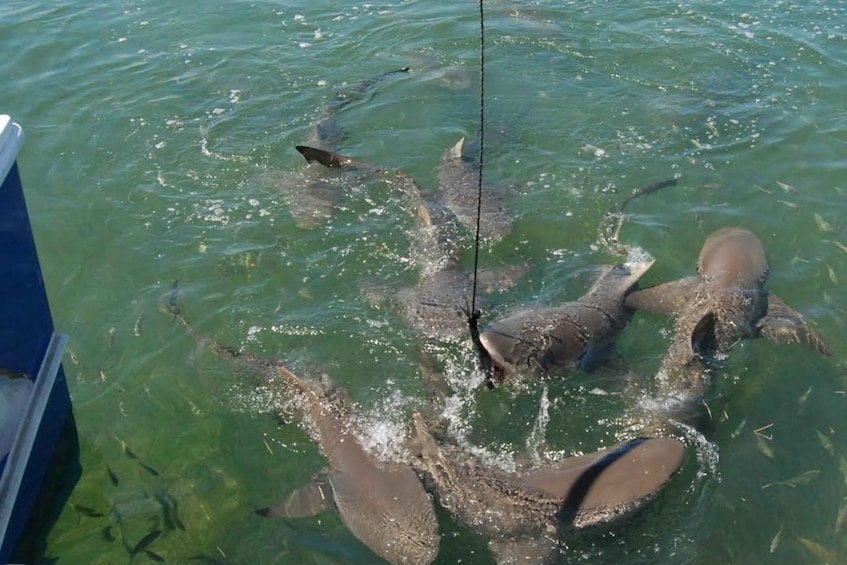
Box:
[409,411,684,563]
[165,303,440,565]
[258,367,440,565]
[478,256,655,386]
[436,136,513,243]
[625,227,832,419]
[286,67,410,228]
[295,145,526,342]
[471,178,680,387]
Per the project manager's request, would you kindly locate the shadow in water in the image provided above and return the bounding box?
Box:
[11,412,81,564]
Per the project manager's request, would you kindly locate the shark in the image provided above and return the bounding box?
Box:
[436,136,513,244]
[477,255,655,386]
[408,411,684,563]
[285,67,410,228]
[472,179,682,386]
[624,226,832,420]
[257,367,440,565]
[294,145,526,343]
[165,302,440,565]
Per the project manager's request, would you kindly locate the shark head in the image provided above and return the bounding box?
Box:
[697,227,769,290]
[478,325,532,384]
[478,258,655,385]
[479,331,519,384]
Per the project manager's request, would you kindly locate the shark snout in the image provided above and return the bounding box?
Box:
[478,330,513,383]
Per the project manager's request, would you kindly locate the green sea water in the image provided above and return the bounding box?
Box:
[2,1,846,563]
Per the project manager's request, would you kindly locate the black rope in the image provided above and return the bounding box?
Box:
[465,0,495,386]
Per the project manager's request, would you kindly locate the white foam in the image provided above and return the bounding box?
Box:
[356,390,415,462]
[525,385,550,465]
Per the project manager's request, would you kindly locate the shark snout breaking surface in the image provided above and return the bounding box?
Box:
[478,253,655,384]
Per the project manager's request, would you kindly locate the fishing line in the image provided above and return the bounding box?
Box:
[465,0,495,384]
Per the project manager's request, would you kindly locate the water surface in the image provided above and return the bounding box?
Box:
[2,1,846,563]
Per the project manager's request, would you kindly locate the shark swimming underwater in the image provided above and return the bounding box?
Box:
[472,179,681,386]
[257,367,440,565]
[408,411,685,563]
[625,227,832,422]
[164,301,440,565]
[477,254,655,386]
[436,136,513,244]
[286,67,410,228]
[294,145,526,342]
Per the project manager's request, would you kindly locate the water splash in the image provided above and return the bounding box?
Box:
[525,385,551,465]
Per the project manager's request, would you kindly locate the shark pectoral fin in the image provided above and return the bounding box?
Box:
[624,276,702,316]
[758,294,833,356]
[256,471,334,519]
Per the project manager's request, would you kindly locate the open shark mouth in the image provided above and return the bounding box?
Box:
[477,329,538,386]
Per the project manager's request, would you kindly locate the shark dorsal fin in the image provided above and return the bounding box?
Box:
[255,471,334,519]
[449,137,466,160]
[295,145,356,169]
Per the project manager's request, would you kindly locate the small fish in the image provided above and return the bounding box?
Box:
[831,240,847,254]
[139,462,161,477]
[107,465,119,486]
[730,418,747,439]
[107,327,116,350]
[797,386,812,416]
[130,529,162,556]
[814,213,833,232]
[156,493,185,532]
[776,180,798,192]
[836,496,847,533]
[755,435,774,459]
[121,441,138,460]
[816,430,835,456]
[769,522,783,553]
[71,503,104,518]
[762,469,820,489]
[118,387,127,417]
[144,550,166,562]
[827,263,838,285]
[134,314,144,337]
[797,537,840,563]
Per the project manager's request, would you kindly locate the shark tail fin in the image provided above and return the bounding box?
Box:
[256,472,334,519]
[625,276,702,316]
[758,294,832,356]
